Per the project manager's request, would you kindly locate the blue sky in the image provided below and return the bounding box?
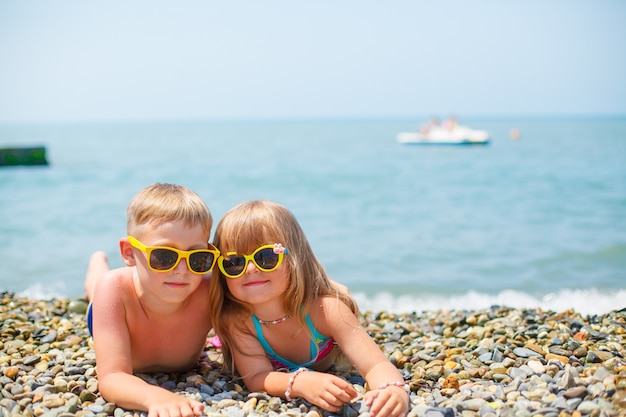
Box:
[1,1,625,123]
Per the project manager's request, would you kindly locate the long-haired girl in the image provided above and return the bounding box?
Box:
[208,200,408,417]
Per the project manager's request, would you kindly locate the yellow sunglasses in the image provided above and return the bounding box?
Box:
[128,235,219,274]
[217,243,288,279]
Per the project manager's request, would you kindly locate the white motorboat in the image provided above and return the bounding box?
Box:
[398,125,490,145]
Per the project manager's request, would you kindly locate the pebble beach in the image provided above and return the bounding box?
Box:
[1,292,624,417]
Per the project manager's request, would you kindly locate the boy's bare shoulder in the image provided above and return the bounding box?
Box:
[93,267,135,302]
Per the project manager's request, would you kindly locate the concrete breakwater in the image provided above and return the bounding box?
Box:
[1,292,624,416]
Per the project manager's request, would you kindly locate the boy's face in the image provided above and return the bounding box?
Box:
[123,220,212,305]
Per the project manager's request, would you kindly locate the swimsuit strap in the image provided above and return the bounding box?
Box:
[305,313,335,360]
[251,315,281,359]
[252,314,328,371]
[305,314,326,343]
[252,315,310,370]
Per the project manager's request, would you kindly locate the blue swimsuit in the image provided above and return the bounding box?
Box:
[252,314,335,371]
[87,303,94,336]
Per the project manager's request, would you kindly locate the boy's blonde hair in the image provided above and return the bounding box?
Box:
[208,200,358,372]
[126,183,212,237]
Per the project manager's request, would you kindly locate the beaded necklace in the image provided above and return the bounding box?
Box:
[257,314,290,325]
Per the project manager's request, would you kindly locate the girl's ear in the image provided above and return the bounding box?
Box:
[119,237,137,267]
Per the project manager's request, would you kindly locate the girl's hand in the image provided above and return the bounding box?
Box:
[147,397,204,417]
[364,386,409,417]
[291,371,357,413]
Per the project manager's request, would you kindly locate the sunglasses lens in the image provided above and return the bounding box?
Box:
[254,248,280,271]
[150,249,179,270]
[189,252,215,273]
[222,256,247,277]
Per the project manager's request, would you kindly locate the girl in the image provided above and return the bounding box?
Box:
[208,200,409,417]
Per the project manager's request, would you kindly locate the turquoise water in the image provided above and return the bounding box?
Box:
[1,117,625,315]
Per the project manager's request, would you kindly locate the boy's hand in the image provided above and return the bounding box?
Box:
[364,386,409,417]
[291,371,357,413]
[147,397,204,417]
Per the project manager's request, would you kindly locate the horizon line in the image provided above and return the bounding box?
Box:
[1,112,626,126]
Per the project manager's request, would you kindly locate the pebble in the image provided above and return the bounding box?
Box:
[1,292,625,416]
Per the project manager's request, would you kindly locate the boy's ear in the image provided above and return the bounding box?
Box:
[119,237,137,267]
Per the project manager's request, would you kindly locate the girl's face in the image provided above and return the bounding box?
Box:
[224,244,291,308]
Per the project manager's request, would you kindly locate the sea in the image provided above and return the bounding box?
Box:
[1,117,625,316]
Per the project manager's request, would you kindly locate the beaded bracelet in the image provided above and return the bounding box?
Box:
[378,381,410,391]
[285,368,309,401]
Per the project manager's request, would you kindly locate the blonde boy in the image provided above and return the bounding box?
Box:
[84,183,217,417]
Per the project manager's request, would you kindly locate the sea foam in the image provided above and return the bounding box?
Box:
[353,288,626,316]
[16,284,625,317]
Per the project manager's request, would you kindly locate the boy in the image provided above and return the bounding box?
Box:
[84,183,217,417]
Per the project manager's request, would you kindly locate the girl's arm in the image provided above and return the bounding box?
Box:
[315,297,409,417]
[231,328,357,413]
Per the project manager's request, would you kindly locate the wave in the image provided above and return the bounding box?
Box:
[15,284,626,317]
[17,283,70,300]
[353,288,626,316]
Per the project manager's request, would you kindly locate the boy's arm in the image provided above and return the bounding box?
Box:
[97,369,203,416]
[231,329,356,413]
[92,270,204,416]
[317,298,409,417]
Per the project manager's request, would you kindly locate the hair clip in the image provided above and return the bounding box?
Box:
[273,243,288,254]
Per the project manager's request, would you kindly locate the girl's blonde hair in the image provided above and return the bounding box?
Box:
[126,183,212,237]
[208,200,358,372]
